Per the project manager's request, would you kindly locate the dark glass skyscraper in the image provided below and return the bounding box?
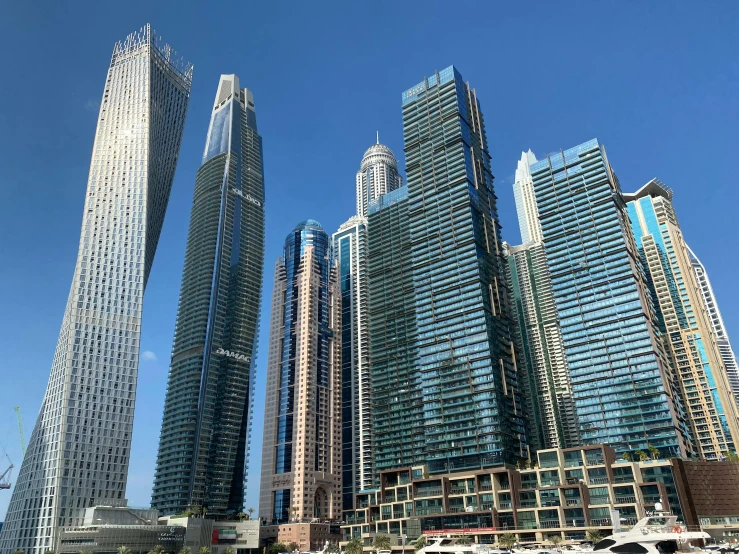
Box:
[366,186,425,476]
[402,66,528,471]
[530,139,691,457]
[152,74,265,516]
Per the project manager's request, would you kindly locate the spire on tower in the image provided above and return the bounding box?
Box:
[376,131,379,144]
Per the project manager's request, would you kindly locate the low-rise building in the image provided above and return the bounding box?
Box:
[341,446,739,546]
[260,522,341,552]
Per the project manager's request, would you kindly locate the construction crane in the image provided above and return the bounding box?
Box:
[15,406,25,456]
[0,441,12,490]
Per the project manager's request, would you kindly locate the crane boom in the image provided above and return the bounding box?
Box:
[15,407,26,457]
[0,460,13,489]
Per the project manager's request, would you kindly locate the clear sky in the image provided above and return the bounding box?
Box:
[1,0,738,518]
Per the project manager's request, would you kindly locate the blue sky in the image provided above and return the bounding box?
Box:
[1,1,738,518]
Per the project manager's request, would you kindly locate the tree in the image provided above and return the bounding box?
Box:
[548,535,562,550]
[456,537,472,546]
[118,547,132,554]
[621,452,631,462]
[586,529,604,544]
[79,550,95,554]
[12,550,24,554]
[286,543,299,553]
[198,547,210,554]
[179,548,192,554]
[413,536,427,551]
[635,450,648,462]
[149,546,165,554]
[237,512,247,521]
[499,533,517,550]
[248,507,255,520]
[373,535,391,551]
[726,451,739,461]
[648,445,660,460]
[224,548,235,554]
[290,506,299,522]
[346,538,364,554]
[270,543,288,554]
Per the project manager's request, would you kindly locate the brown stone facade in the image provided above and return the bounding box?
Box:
[671,459,739,528]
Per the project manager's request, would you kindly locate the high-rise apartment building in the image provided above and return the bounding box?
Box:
[688,246,739,404]
[513,149,542,244]
[505,241,579,450]
[366,186,425,477]
[0,26,192,554]
[259,221,341,524]
[151,75,265,515]
[402,66,527,470]
[530,139,691,457]
[355,138,403,218]
[332,216,371,510]
[333,140,403,507]
[625,179,739,458]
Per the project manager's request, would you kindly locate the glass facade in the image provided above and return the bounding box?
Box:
[152,75,265,516]
[402,66,527,470]
[530,139,690,458]
[0,25,192,554]
[259,221,342,524]
[367,186,425,477]
[625,180,739,458]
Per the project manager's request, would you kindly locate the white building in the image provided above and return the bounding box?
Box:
[513,149,541,244]
[355,137,402,218]
[0,25,192,554]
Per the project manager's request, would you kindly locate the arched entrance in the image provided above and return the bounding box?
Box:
[314,487,328,519]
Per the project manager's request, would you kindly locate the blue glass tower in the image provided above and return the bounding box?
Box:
[259,221,342,524]
[152,75,265,515]
[530,139,691,457]
[402,66,527,470]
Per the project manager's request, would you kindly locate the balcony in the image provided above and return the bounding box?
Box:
[614,476,635,484]
[520,500,538,508]
[540,478,560,487]
[589,496,610,505]
[357,502,370,509]
[590,518,612,526]
[565,498,582,506]
[615,496,636,504]
[415,507,443,516]
[589,477,609,485]
[565,520,586,528]
[448,507,465,514]
[479,484,493,491]
[416,489,443,498]
[540,520,562,529]
[449,488,467,495]
[642,496,662,504]
[586,456,605,466]
[565,458,583,468]
[499,501,512,509]
[481,503,494,510]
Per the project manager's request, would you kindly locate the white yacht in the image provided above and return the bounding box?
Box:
[591,512,709,554]
[417,537,510,554]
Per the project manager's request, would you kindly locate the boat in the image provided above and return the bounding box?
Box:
[591,511,710,554]
[417,537,511,554]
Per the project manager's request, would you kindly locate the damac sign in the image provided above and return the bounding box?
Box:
[230,186,262,208]
[215,347,251,363]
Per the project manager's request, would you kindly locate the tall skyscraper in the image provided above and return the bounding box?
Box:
[0,26,192,554]
[531,139,691,457]
[505,241,579,449]
[402,66,527,470]
[366,186,425,477]
[152,75,265,515]
[355,137,403,218]
[259,221,341,524]
[625,179,739,458]
[688,246,739,404]
[332,216,371,510]
[513,149,542,244]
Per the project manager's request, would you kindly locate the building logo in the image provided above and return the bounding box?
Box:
[215,347,251,363]
[230,186,262,208]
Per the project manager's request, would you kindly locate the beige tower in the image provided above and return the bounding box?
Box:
[259,220,342,526]
[625,179,739,458]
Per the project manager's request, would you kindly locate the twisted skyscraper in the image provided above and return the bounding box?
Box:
[0,25,192,554]
[152,75,265,515]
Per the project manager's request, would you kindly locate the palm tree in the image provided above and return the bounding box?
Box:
[635,450,648,462]
[270,543,288,554]
[248,507,255,521]
[548,535,562,550]
[198,547,210,554]
[499,533,517,550]
[149,546,165,554]
[725,451,739,461]
[648,445,660,460]
[118,547,132,554]
[79,550,95,554]
[224,548,235,554]
[585,529,604,544]
[237,512,247,522]
[179,548,192,554]
[346,538,364,554]
[290,506,299,522]
[373,534,391,551]
[621,452,631,461]
[456,537,472,546]
[413,536,427,551]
